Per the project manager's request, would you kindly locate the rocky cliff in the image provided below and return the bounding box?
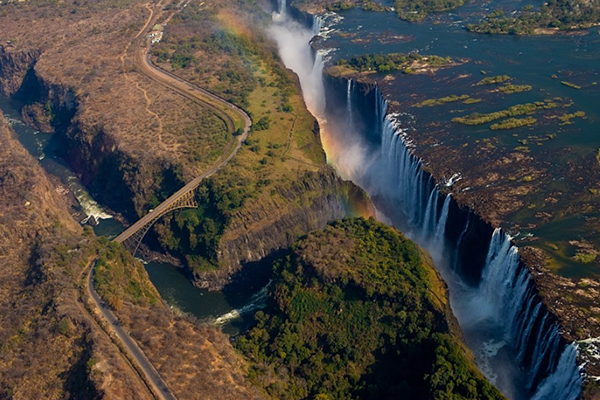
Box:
[0,110,151,399]
[0,47,39,97]
[195,168,372,289]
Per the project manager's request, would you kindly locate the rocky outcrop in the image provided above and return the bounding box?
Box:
[0,46,179,221]
[193,168,373,289]
[0,46,39,96]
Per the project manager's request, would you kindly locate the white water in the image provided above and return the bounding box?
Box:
[1,99,112,224]
[214,282,270,325]
[67,176,113,223]
[346,79,353,125]
[267,8,582,400]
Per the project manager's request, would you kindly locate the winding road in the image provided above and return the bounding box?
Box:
[114,2,252,245]
[87,2,253,399]
[86,262,176,400]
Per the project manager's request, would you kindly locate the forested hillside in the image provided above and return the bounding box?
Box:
[237,218,505,400]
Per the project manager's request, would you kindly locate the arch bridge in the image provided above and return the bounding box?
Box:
[113,180,202,256]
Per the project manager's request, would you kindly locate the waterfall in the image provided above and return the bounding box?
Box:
[346,79,353,125]
[269,8,582,399]
[532,344,582,400]
[453,212,471,270]
[471,229,582,396]
[433,194,451,246]
[312,15,323,35]
[268,16,327,119]
[278,0,286,14]
[366,91,582,399]
[421,188,439,239]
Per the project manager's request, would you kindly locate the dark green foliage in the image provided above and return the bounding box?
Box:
[253,116,271,131]
[152,178,250,273]
[93,240,158,309]
[145,165,185,212]
[171,51,196,70]
[338,52,452,73]
[394,0,464,21]
[237,218,504,400]
[468,1,600,35]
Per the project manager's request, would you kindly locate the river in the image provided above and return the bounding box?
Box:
[0,93,268,335]
[268,1,585,399]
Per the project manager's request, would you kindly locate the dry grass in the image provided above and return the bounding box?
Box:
[0,0,233,180]
[0,112,149,399]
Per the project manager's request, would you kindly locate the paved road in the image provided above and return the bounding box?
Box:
[86,263,175,400]
[114,21,251,245]
[75,260,156,399]
[96,2,252,398]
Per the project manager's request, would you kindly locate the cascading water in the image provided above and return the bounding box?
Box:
[364,96,582,400]
[277,0,286,14]
[368,102,582,399]
[266,6,582,400]
[346,79,353,125]
[433,194,451,246]
[269,13,326,119]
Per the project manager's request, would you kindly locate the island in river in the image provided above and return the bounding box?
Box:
[290,0,600,393]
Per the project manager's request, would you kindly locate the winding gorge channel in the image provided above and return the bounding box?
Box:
[269,2,583,399]
[3,1,592,397]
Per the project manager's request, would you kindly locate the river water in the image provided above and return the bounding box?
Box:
[0,95,123,236]
[0,93,267,334]
[320,3,600,279]
[268,1,587,398]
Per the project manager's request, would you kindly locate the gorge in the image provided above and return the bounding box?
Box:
[1,0,599,397]
[268,1,585,398]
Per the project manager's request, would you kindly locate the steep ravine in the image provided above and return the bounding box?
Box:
[323,65,583,400]
[0,44,373,295]
[200,168,370,289]
[272,2,593,399]
[0,45,178,222]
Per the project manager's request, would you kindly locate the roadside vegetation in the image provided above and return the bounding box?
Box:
[237,218,505,400]
[148,0,332,275]
[93,240,159,310]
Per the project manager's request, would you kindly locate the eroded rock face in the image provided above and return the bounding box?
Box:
[194,168,372,290]
[521,247,600,341]
[0,47,39,96]
[0,47,186,221]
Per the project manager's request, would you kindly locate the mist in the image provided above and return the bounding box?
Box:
[265,7,581,400]
[267,11,375,181]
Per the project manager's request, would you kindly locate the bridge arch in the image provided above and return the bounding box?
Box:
[114,189,198,256]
